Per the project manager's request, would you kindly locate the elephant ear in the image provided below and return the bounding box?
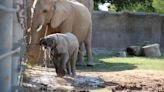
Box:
[51,0,71,28]
[40,37,53,47]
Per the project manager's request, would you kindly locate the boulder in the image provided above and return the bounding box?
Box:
[142,44,161,57]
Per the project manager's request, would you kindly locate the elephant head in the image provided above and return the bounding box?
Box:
[40,37,56,48]
[30,0,71,45]
[28,0,71,64]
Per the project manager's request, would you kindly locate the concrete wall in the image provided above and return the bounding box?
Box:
[92,11,164,51]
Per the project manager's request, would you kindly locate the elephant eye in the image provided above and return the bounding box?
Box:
[43,9,48,13]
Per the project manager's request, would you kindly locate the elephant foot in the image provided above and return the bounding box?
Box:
[76,56,85,66]
[87,61,95,66]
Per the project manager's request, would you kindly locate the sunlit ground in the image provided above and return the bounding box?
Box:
[78,53,164,71]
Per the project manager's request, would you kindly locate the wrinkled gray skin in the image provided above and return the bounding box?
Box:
[40,33,79,77]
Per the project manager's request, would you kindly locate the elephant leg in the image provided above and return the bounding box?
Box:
[84,29,94,66]
[54,63,60,76]
[61,53,69,76]
[66,60,71,75]
[76,43,85,65]
[53,57,64,77]
[71,49,78,77]
[82,43,86,57]
[84,42,94,66]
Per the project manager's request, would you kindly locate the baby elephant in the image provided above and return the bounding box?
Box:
[40,33,79,77]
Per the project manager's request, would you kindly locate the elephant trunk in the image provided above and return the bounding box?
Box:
[30,15,45,46]
[27,21,46,64]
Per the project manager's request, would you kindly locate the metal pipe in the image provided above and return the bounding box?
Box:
[0,4,18,13]
[0,0,13,92]
[0,48,20,60]
[12,10,23,89]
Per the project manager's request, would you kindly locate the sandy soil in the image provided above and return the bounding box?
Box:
[78,70,164,92]
[23,66,164,92]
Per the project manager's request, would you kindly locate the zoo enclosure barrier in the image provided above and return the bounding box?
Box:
[0,0,27,92]
[92,11,164,51]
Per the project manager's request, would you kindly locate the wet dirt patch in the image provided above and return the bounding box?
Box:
[23,66,164,92]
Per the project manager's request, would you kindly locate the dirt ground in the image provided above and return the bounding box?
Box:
[78,70,164,92]
[23,66,164,92]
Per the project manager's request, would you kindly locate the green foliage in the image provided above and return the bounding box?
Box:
[111,0,154,12]
[152,0,164,13]
[93,0,98,10]
[122,2,154,12]
[108,4,117,12]
[94,0,155,12]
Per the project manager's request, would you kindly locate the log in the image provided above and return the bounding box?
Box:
[142,44,161,57]
[126,46,144,56]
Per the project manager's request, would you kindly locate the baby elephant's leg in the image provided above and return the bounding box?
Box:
[52,58,60,76]
[61,53,69,76]
[71,48,78,77]
[77,43,85,65]
[66,60,71,75]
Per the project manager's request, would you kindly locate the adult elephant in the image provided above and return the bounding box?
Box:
[76,0,93,12]
[28,0,94,66]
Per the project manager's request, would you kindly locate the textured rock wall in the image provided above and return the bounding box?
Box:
[92,11,164,51]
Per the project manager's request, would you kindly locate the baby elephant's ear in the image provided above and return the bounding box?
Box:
[39,38,49,46]
[47,38,54,47]
[39,38,45,46]
[44,38,54,47]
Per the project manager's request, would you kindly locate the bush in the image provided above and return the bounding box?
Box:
[152,0,164,13]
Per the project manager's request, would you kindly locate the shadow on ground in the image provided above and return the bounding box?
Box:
[77,62,137,72]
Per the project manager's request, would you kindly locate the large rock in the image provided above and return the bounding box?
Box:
[142,44,161,57]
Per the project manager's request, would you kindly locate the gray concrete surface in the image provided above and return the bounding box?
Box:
[92,11,164,51]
